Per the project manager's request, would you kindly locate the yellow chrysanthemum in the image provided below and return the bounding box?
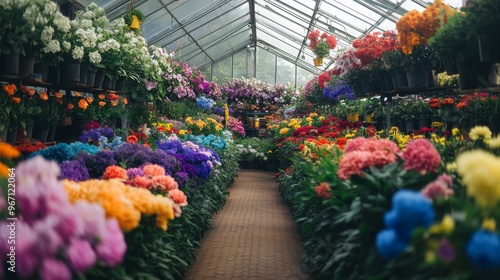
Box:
[280,128,290,135]
[293,124,300,130]
[488,135,500,149]
[305,117,313,122]
[456,150,500,208]
[390,126,399,133]
[179,130,188,136]
[451,128,460,137]
[469,126,492,141]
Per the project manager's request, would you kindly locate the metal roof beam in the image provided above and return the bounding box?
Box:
[248,0,258,47]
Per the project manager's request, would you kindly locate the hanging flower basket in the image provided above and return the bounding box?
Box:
[313,57,323,66]
[129,15,141,30]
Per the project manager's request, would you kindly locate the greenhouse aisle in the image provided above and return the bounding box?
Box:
[184,170,311,280]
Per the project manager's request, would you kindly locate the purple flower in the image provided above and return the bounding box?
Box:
[174,172,189,188]
[54,207,83,243]
[59,159,90,182]
[126,167,145,179]
[33,218,64,256]
[66,239,97,273]
[40,258,72,280]
[74,201,107,240]
[437,238,456,262]
[96,219,127,267]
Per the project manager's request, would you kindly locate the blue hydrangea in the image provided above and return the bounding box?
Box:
[467,230,500,270]
[384,190,435,240]
[376,229,409,259]
[28,142,99,163]
[196,96,215,111]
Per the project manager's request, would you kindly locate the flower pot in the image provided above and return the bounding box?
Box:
[47,125,57,142]
[0,119,10,142]
[47,65,60,83]
[238,160,246,169]
[1,53,20,76]
[313,57,323,66]
[394,67,408,89]
[398,120,406,133]
[102,74,114,90]
[87,66,97,86]
[365,114,373,124]
[79,63,88,85]
[59,60,81,83]
[264,160,278,172]
[35,126,50,143]
[115,76,126,91]
[94,69,106,88]
[24,119,34,139]
[405,63,431,88]
[418,117,431,129]
[361,78,380,95]
[477,21,500,63]
[405,119,415,132]
[6,123,19,145]
[353,79,364,98]
[381,71,394,92]
[458,60,498,89]
[19,55,35,78]
[347,113,359,122]
[129,15,141,30]
[389,68,400,89]
[34,63,50,82]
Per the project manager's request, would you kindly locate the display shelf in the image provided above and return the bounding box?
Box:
[458,86,500,94]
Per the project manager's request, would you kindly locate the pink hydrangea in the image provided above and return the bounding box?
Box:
[133,175,154,189]
[344,137,368,153]
[66,239,96,272]
[96,219,127,267]
[421,174,454,200]
[143,164,166,177]
[402,139,441,174]
[152,175,179,191]
[40,258,72,280]
[337,151,373,180]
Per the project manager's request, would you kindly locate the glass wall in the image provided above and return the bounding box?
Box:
[201,46,315,89]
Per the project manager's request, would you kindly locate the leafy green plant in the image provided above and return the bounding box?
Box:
[123,8,145,25]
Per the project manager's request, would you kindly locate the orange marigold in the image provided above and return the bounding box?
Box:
[98,101,106,107]
[86,96,93,104]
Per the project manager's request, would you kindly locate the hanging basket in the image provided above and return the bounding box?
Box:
[129,15,141,30]
[313,57,323,66]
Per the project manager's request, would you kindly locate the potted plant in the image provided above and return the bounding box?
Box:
[123,9,145,31]
[307,30,336,66]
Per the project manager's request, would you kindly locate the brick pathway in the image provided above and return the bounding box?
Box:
[184,170,311,280]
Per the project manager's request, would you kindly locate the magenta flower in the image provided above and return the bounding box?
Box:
[421,174,454,200]
[96,219,127,267]
[40,258,72,280]
[66,239,97,272]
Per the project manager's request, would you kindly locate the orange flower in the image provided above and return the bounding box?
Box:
[122,98,128,105]
[74,92,82,97]
[98,94,106,100]
[108,93,119,101]
[57,99,63,104]
[98,101,106,107]
[3,84,16,96]
[143,164,165,177]
[127,135,139,143]
[22,85,36,96]
[78,99,89,110]
[39,91,49,101]
[85,96,93,104]
[0,142,21,158]
[111,101,118,107]
[67,103,75,110]
[11,97,21,104]
[456,101,468,109]
[103,165,128,180]
[442,97,455,106]
[168,189,188,206]
[54,91,63,99]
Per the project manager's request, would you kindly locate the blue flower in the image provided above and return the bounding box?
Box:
[384,190,435,240]
[196,96,215,111]
[59,159,90,182]
[376,229,409,259]
[467,230,500,270]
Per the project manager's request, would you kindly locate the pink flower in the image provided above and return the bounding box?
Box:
[40,258,72,280]
[143,164,165,177]
[66,239,96,272]
[152,175,178,191]
[337,151,372,180]
[73,201,107,240]
[168,189,188,206]
[96,219,127,267]
[344,137,368,153]
[314,182,333,199]
[421,174,454,200]
[54,207,83,243]
[33,218,64,256]
[133,176,154,189]
[403,139,441,174]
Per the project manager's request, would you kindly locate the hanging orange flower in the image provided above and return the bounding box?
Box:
[3,84,16,96]
[122,97,128,105]
[11,97,21,104]
[39,91,49,101]
[111,101,118,107]
[54,91,63,99]
[108,93,119,101]
[98,101,106,107]
[85,96,94,104]
[67,103,75,110]
[78,99,89,110]
[98,94,106,100]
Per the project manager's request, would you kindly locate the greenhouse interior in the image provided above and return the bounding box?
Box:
[2,0,500,279]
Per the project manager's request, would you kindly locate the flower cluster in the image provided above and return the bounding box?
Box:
[221,78,285,109]
[184,116,223,136]
[352,30,400,66]
[182,134,229,150]
[79,127,115,144]
[29,142,100,163]
[0,156,126,279]
[226,117,246,137]
[323,80,355,101]
[196,96,216,111]
[308,30,337,58]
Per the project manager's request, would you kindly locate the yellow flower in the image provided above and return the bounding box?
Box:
[185,117,193,125]
[318,116,325,121]
[345,133,354,139]
[456,150,500,208]
[451,128,460,137]
[469,126,492,141]
[431,122,443,128]
[309,113,318,117]
[488,135,500,149]
[179,129,188,136]
[425,250,436,263]
[482,218,496,232]
[441,215,455,234]
[446,162,457,172]
[306,117,313,122]
[279,128,290,135]
[293,124,300,130]
[390,126,399,134]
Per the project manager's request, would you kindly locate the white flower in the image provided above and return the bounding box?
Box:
[41,26,54,44]
[89,51,102,64]
[43,2,57,15]
[54,12,71,33]
[23,4,39,23]
[42,40,61,54]
[62,41,71,52]
[72,46,84,60]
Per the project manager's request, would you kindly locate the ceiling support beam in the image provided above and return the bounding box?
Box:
[248,0,258,47]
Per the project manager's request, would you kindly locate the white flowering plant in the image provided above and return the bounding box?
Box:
[0,0,58,55]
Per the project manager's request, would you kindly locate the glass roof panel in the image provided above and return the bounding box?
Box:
[141,10,173,39]
[256,25,301,58]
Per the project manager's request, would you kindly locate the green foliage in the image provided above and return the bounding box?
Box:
[313,41,330,59]
[123,9,145,25]
[158,100,199,120]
